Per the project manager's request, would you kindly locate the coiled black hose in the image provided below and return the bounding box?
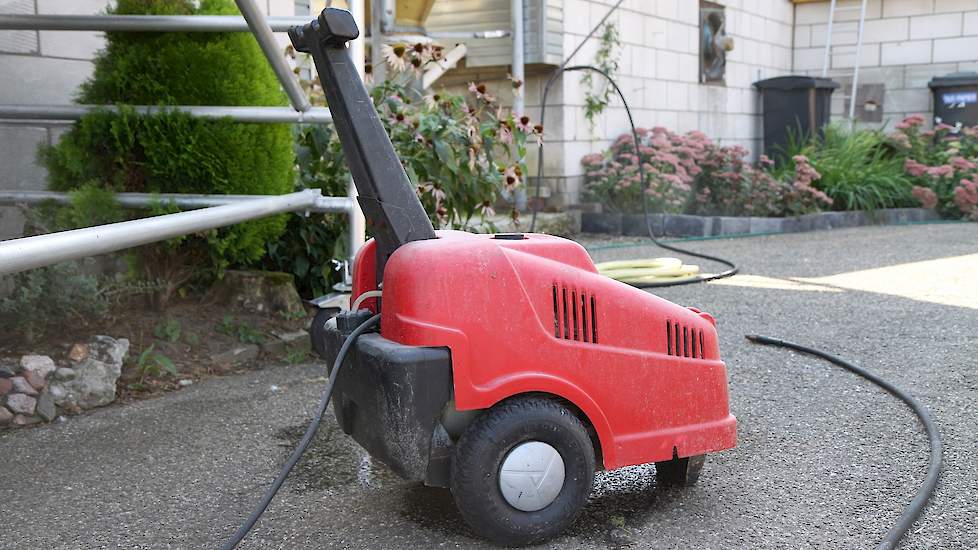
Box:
[221,314,381,549]
[746,335,942,550]
[530,64,738,288]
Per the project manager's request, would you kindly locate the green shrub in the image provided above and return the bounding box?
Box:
[39,0,294,300]
[789,124,914,211]
[0,261,108,344]
[263,124,349,298]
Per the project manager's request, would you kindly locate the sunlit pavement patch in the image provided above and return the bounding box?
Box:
[710,253,978,310]
[708,274,842,292]
[795,253,978,310]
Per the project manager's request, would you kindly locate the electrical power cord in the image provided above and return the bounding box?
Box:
[746,335,942,550]
[530,64,739,288]
[221,313,382,550]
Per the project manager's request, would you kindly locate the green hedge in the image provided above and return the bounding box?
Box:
[41,0,294,277]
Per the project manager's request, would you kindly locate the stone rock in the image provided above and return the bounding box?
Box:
[210,344,260,366]
[88,335,129,366]
[749,217,784,235]
[6,393,36,415]
[11,414,40,426]
[663,214,712,237]
[68,343,89,363]
[581,212,622,234]
[262,329,310,355]
[35,391,56,422]
[20,355,56,378]
[48,335,128,410]
[10,376,38,396]
[177,379,193,387]
[0,378,11,395]
[0,366,14,379]
[712,216,751,236]
[215,270,304,315]
[272,328,309,343]
[0,406,12,424]
[48,384,67,402]
[24,370,46,391]
[54,367,76,381]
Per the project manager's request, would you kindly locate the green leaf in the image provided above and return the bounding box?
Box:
[293,256,310,278]
[156,354,178,377]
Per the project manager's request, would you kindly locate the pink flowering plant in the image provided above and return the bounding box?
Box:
[582,127,831,217]
[889,114,978,219]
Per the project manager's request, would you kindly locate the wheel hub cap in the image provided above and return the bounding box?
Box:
[498,441,565,511]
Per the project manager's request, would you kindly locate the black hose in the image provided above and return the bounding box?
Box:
[530,65,738,288]
[745,335,942,550]
[221,313,381,550]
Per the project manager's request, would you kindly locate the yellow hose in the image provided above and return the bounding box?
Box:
[595,257,702,285]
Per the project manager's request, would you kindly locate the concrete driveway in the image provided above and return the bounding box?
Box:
[1,223,976,549]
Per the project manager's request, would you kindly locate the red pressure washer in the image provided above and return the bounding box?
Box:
[230,8,735,547]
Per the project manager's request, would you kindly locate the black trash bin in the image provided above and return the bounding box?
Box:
[753,75,839,162]
[928,72,978,131]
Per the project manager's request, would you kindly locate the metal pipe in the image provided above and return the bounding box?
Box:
[234,0,311,113]
[848,0,868,129]
[820,0,837,78]
[0,190,352,214]
[0,14,309,32]
[510,0,525,114]
[0,14,508,40]
[370,0,387,83]
[421,44,467,89]
[428,30,509,39]
[0,104,332,123]
[347,0,367,268]
[0,190,325,276]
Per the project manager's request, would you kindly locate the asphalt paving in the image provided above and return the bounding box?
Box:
[1,222,976,549]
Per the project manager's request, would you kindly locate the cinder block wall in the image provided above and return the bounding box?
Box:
[793,0,978,129]
[0,0,108,241]
[0,0,296,241]
[538,0,795,208]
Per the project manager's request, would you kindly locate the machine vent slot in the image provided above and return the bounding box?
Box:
[552,284,560,338]
[666,320,704,358]
[552,283,597,343]
[666,320,673,355]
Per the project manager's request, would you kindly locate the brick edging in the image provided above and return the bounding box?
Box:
[580,208,943,237]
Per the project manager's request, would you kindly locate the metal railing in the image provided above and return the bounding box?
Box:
[0,0,366,279]
[0,190,352,213]
[0,190,341,276]
[0,104,333,124]
[0,0,529,279]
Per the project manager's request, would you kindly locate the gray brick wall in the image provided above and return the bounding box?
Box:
[794,0,978,130]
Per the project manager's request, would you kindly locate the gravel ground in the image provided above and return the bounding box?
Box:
[1,223,975,549]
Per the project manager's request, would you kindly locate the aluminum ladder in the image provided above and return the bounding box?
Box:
[820,0,869,128]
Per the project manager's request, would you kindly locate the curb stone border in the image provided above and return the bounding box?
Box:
[580,208,943,238]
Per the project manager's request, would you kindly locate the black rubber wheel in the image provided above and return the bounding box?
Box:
[309,307,340,359]
[450,396,595,547]
[655,454,705,487]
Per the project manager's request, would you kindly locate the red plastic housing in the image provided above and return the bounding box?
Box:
[351,231,736,470]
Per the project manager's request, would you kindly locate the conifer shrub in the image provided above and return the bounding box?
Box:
[40,0,293,303]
